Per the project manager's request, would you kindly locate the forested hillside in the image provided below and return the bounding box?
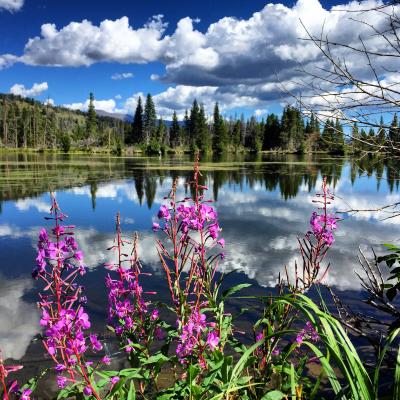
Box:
[0,93,130,152]
[0,92,396,155]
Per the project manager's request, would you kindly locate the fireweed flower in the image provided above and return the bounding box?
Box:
[155,156,225,366]
[106,215,161,357]
[33,197,101,400]
[295,321,319,345]
[284,177,339,292]
[307,177,338,250]
[310,212,337,247]
[176,310,220,365]
[206,331,220,351]
[20,388,32,400]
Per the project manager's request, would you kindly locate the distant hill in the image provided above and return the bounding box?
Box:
[96,109,133,123]
[0,93,131,148]
[95,108,183,127]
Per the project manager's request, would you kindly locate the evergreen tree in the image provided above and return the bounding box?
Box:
[305,113,314,135]
[232,120,242,150]
[263,113,280,150]
[189,100,201,152]
[197,105,211,153]
[156,118,167,143]
[321,119,335,151]
[389,113,399,144]
[351,122,359,151]
[131,96,143,144]
[169,111,180,148]
[360,128,368,152]
[86,92,97,138]
[183,110,190,147]
[368,128,375,138]
[246,116,262,152]
[2,96,8,146]
[377,116,386,145]
[143,94,157,146]
[332,118,345,155]
[279,106,304,151]
[212,103,228,153]
[239,114,246,146]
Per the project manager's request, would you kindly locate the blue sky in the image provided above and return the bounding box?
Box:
[0,0,393,119]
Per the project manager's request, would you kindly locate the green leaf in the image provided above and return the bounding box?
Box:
[261,390,286,400]
[222,283,252,299]
[141,353,169,365]
[127,380,136,400]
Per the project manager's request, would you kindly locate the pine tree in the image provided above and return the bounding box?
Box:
[239,114,246,146]
[183,110,190,147]
[86,92,97,138]
[263,113,280,150]
[143,93,157,146]
[197,105,211,153]
[321,119,335,151]
[232,120,241,150]
[156,118,167,143]
[2,96,8,146]
[351,122,360,153]
[279,106,304,151]
[189,100,200,152]
[169,111,180,148]
[306,113,314,135]
[377,116,386,146]
[389,113,399,144]
[131,96,143,144]
[246,116,262,152]
[212,102,228,153]
[332,118,345,155]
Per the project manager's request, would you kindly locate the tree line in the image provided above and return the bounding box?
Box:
[1,92,398,155]
[0,93,130,152]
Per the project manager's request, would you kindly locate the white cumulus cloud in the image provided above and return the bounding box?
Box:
[0,0,23,11]
[2,0,398,116]
[18,15,168,67]
[63,98,118,114]
[0,277,40,359]
[10,82,48,97]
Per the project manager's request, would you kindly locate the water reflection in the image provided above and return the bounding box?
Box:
[0,276,39,359]
[0,152,399,363]
[1,153,400,208]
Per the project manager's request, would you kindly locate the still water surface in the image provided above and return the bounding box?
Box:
[0,152,399,369]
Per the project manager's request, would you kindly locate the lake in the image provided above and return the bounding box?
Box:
[0,152,399,388]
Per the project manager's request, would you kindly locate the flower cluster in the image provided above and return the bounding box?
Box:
[310,212,337,247]
[106,215,161,352]
[295,321,319,345]
[33,197,101,399]
[284,177,339,293]
[308,177,338,248]
[154,201,224,246]
[154,166,225,309]
[154,157,225,369]
[176,310,219,367]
